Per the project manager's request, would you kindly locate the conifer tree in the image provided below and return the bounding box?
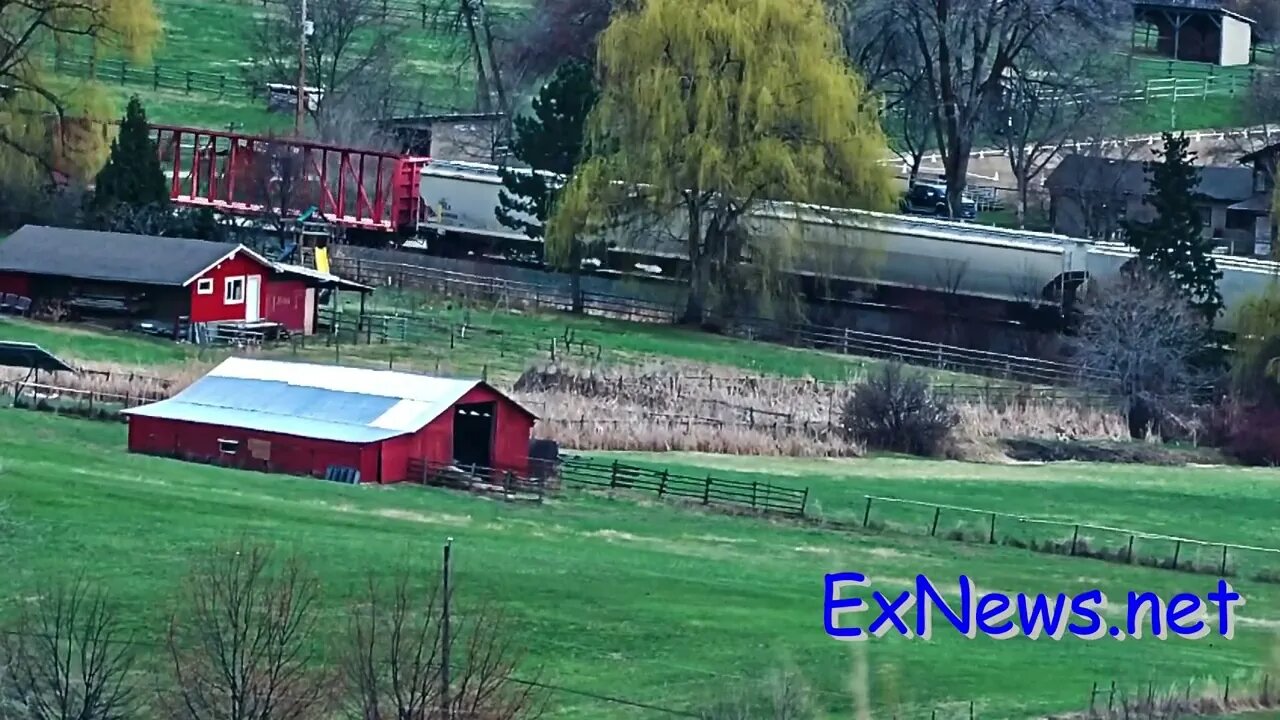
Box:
[92,96,168,210]
[497,61,598,311]
[1122,132,1223,321]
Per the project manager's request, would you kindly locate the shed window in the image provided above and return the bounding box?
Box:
[224,276,245,304]
[196,278,214,295]
[218,439,240,455]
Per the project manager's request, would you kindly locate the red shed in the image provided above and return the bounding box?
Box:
[0,225,369,337]
[121,357,538,483]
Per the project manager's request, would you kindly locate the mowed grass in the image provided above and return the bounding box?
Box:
[0,317,197,365]
[4,409,1280,719]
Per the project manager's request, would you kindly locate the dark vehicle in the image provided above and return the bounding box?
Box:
[900,183,978,220]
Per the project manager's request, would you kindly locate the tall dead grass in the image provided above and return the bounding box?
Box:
[0,359,212,405]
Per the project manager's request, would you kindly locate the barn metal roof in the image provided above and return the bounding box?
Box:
[122,357,534,443]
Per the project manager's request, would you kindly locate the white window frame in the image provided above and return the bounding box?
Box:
[224,276,245,305]
[196,278,214,295]
[218,439,239,455]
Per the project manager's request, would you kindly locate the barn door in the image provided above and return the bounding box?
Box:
[453,402,495,470]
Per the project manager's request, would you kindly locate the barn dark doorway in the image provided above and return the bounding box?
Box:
[453,402,495,469]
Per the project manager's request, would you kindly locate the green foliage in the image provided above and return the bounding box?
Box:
[548,0,895,324]
[1230,280,1280,402]
[92,96,168,210]
[496,61,599,249]
[1121,132,1223,321]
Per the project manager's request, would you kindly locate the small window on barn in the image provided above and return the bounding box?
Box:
[218,438,239,455]
[224,276,245,304]
[196,278,214,295]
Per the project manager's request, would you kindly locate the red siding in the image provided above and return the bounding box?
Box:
[0,272,31,296]
[263,278,309,332]
[410,386,534,477]
[127,415,379,482]
[188,251,273,323]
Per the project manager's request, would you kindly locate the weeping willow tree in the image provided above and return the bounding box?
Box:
[547,0,895,326]
[0,0,162,187]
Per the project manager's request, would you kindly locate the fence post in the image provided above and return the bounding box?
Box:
[1224,676,1230,703]
[863,497,873,527]
[703,475,712,504]
[751,482,758,509]
[1069,525,1081,556]
[1108,681,1116,712]
[800,487,809,517]
[1090,682,1097,714]
[1220,545,1229,575]
[930,507,942,537]
[658,470,668,498]
[610,460,619,489]
[1172,540,1181,570]
[989,513,997,544]
[1127,534,1135,564]
[185,70,193,93]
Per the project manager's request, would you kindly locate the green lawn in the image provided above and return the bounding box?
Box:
[3,410,1280,719]
[0,317,197,365]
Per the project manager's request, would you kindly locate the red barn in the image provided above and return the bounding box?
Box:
[0,225,368,337]
[122,357,538,483]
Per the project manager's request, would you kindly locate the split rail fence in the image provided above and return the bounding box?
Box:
[559,456,809,517]
[853,494,1280,583]
[327,256,1113,388]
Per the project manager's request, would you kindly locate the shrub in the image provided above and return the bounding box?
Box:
[841,364,956,457]
[1225,403,1280,466]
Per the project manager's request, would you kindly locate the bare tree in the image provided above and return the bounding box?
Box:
[0,575,138,720]
[248,0,402,118]
[1069,266,1214,439]
[432,0,512,116]
[1044,112,1152,240]
[699,669,814,720]
[846,0,1128,216]
[160,539,333,720]
[988,44,1124,228]
[341,565,544,720]
[885,76,937,188]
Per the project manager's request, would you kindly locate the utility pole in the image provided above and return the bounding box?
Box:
[295,0,311,136]
[440,537,453,720]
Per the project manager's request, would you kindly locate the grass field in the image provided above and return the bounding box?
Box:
[4,409,1280,719]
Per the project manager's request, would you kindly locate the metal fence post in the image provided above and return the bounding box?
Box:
[703,475,712,505]
[1070,525,1080,556]
[863,497,873,527]
[989,513,997,544]
[930,507,942,537]
[610,460,619,489]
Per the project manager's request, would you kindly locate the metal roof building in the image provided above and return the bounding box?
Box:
[122,358,537,483]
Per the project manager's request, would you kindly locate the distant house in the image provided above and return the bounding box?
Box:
[1236,142,1280,257]
[0,226,370,340]
[1044,155,1265,253]
[123,357,539,483]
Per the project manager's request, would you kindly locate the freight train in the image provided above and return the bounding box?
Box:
[407,160,1280,335]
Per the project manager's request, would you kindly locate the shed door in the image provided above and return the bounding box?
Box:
[245,275,262,322]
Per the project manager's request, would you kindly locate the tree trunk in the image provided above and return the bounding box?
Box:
[1016,178,1029,229]
[569,242,584,314]
[1127,396,1152,440]
[944,141,973,218]
[683,252,711,326]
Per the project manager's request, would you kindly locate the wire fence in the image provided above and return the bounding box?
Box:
[559,456,809,516]
[846,494,1280,584]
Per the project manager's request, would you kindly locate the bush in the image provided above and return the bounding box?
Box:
[841,364,956,457]
[1225,403,1280,466]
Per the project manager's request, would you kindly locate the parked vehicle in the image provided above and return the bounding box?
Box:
[899,183,979,220]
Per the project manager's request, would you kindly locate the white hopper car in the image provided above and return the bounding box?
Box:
[416,160,1280,334]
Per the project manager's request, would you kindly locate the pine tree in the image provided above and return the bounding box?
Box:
[496,61,597,240]
[1122,132,1224,321]
[496,60,598,311]
[93,95,168,210]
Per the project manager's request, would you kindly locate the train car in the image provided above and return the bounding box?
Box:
[415,160,1279,333]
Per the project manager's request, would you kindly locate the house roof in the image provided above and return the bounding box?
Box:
[272,261,373,292]
[1045,155,1256,202]
[0,226,272,287]
[1133,0,1256,24]
[1239,141,1280,166]
[122,357,536,443]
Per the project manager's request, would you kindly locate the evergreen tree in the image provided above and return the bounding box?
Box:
[1122,132,1224,321]
[93,95,168,210]
[496,61,597,239]
[496,61,598,311]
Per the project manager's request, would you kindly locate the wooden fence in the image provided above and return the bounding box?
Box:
[329,256,1117,388]
[559,456,809,517]
[853,494,1280,583]
[406,457,547,503]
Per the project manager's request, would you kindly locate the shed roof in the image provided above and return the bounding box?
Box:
[122,357,535,443]
[0,226,271,287]
[1045,155,1256,202]
[1133,0,1256,24]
